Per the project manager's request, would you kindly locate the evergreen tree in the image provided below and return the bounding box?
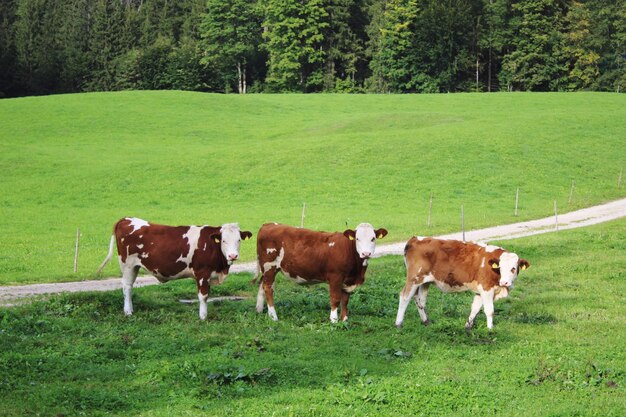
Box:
[200,0,263,93]
[262,0,329,92]
[500,0,568,91]
[0,0,18,96]
[562,1,600,91]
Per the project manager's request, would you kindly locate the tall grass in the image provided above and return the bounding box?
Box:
[0,91,624,284]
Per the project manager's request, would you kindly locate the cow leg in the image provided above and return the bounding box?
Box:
[262,268,278,321]
[328,279,343,323]
[340,291,351,322]
[197,278,210,320]
[256,281,266,313]
[121,265,139,316]
[395,282,419,327]
[465,294,483,330]
[480,290,496,330]
[413,282,431,325]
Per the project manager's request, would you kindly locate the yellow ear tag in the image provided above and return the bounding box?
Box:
[243,236,249,241]
[348,235,354,241]
[378,233,384,239]
[491,263,499,269]
[521,265,527,270]
[214,238,220,243]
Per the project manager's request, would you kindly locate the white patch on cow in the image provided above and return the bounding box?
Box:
[354,223,377,259]
[198,291,209,320]
[480,257,485,268]
[330,309,338,323]
[121,237,125,243]
[342,283,359,293]
[263,247,285,273]
[127,217,149,234]
[266,247,277,254]
[417,236,425,241]
[268,306,278,321]
[283,271,312,284]
[362,259,368,267]
[485,245,500,252]
[498,252,520,287]
[168,226,202,279]
[140,253,149,259]
[137,244,143,249]
[328,242,335,247]
[220,223,244,264]
[139,235,143,238]
[494,286,510,301]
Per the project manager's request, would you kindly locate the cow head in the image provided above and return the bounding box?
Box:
[344,223,388,260]
[211,223,253,265]
[489,252,530,288]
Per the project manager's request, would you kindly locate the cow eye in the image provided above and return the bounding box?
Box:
[511,268,516,274]
[371,237,375,242]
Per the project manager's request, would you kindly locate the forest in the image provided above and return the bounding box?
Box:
[0,0,624,97]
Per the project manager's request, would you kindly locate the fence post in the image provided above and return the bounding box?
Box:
[514,187,519,216]
[427,192,433,228]
[300,203,306,228]
[74,228,80,273]
[461,205,465,242]
[554,201,559,231]
[619,168,623,189]
[568,180,575,204]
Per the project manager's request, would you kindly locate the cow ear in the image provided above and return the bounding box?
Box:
[489,259,500,270]
[240,231,253,241]
[519,259,530,270]
[343,229,356,241]
[211,233,221,244]
[375,228,388,239]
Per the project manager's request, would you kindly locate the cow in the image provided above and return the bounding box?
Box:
[96,217,252,319]
[255,222,388,323]
[394,237,530,330]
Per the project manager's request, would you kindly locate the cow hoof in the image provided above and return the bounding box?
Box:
[395,322,403,328]
[465,323,474,331]
[422,320,431,326]
[124,310,133,316]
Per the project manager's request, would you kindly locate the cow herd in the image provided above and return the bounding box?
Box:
[97,217,530,330]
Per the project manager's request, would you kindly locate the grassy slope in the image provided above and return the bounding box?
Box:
[0,91,625,284]
[0,219,624,416]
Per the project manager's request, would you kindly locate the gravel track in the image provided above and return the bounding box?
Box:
[1,198,625,306]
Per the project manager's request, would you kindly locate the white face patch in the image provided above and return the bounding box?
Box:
[220,223,243,264]
[127,217,149,234]
[498,252,520,287]
[354,223,377,259]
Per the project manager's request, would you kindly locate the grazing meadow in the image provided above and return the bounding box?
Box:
[0,218,624,416]
[0,91,625,284]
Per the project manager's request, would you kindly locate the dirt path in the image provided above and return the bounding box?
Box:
[2,198,625,306]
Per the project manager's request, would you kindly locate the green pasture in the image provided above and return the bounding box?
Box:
[0,218,624,416]
[0,91,625,284]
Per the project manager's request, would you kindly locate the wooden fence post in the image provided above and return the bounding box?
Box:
[427,193,433,228]
[554,201,559,231]
[74,228,80,273]
[515,187,519,216]
[300,203,306,228]
[461,205,465,242]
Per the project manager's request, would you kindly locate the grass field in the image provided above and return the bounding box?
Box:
[0,218,624,416]
[0,91,625,284]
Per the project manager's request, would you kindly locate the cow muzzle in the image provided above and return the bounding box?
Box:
[499,281,513,288]
[228,254,239,261]
[360,252,371,259]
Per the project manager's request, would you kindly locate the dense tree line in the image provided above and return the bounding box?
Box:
[0,0,623,97]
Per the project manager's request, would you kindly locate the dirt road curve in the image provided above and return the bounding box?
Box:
[2,198,625,306]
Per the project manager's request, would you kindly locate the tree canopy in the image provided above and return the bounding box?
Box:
[0,0,623,97]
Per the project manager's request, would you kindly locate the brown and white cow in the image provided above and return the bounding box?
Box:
[255,223,388,323]
[395,237,530,330]
[97,217,252,319]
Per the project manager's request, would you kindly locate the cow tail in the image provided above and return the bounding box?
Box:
[250,261,262,285]
[96,235,116,274]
